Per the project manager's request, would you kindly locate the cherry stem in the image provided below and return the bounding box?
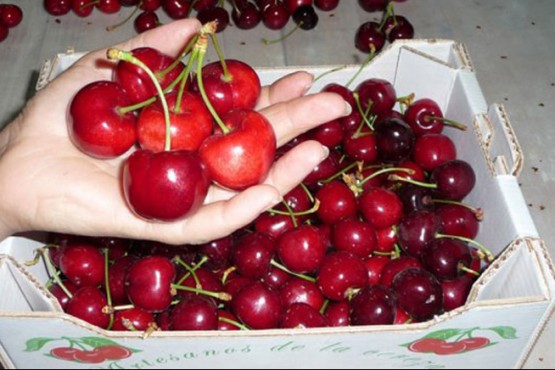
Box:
[174,48,199,114]
[378,1,396,32]
[103,248,115,330]
[204,23,231,81]
[106,3,141,32]
[171,284,232,302]
[322,161,361,184]
[300,183,315,203]
[353,92,375,134]
[195,35,231,135]
[426,116,467,131]
[346,46,377,89]
[158,34,199,79]
[218,316,250,331]
[313,65,347,85]
[174,257,202,289]
[435,233,494,262]
[220,266,237,285]
[432,199,484,221]
[80,0,99,11]
[108,48,172,151]
[359,167,415,188]
[269,199,321,228]
[270,260,316,283]
[387,174,437,189]
[104,304,135,314]
[459,264,481,277]
[262,22,303,45]
[319,299,330,315]
[35,247,74,300]
[396,93,415,114]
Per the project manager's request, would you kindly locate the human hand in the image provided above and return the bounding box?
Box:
[0,18,350,245]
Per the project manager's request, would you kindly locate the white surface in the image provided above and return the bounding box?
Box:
[0,0,554,368]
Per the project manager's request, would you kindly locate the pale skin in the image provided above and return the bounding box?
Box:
[0,19,350,245]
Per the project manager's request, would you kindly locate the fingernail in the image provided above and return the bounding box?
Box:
[303,76,314,95]
[321,145,330,161]
[344,101,353,116]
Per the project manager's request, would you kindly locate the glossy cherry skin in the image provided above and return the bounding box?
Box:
[170,297,219,331]
[315,180,358,225]
[254,212,296,239]
[404,98,446,136]
[277,225,326,274]
[442,275,474,312]
[363,255,391,285]
[285,0,313,13]
[44,0,72,16]
[436,203,480,239]
[198,235,234,270]
[383,15,415,42]
[292,5,319,30]
[356,78,397,117]
[217,310,241,331]
[315,0,339,11]
[114,47,184,105]
[280,303,328,329]
[412,133,457,171]
[303,150,343,189]
[325,301,351,327]
[317,251,368,301]
[59,244,105,288]
[125,256,176,313]
[332,218,377,258]
[233,232,276,279]
[343,129,378,162]
[96,0,122,14]
[49,280,79,310]
[194,60,261,117]
[69,81,136,159]
[123,149,210,221]
[398,184,434,215]
[1,4,22,27]
[112,307,156,331]
[398,210,442,258]
[359,187,403,230]
[193,0,218,11]
[262,2,290,30]
[374,117,415,163]
[379,255,423,287]
[162,0,192,19]
[66,287,110,329]
[355,21,386,53]
[279,278,325,311]
[307,119,345,149]
[197,6,230,32]
[106,255,138,305]
[263,267,292,290]
[430,159,476,201]
[231,282,283,329]
[392,268,444,322]
[135,11,160,33]
[358,0,389,12]
[176,267,224,301]
[375,226,398,253]
[350,285,397,326]
[71,0,94,17]
[423,238,473,281]
[199,109,276,191]
[232,2,261,30]
[137,91,213,152]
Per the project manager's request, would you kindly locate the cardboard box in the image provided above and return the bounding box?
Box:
[1,39,553,369]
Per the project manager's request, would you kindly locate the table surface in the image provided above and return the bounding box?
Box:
[1,0,554,368]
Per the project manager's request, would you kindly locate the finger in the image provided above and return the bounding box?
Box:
[256,71,314,110]
[261,91,351,147]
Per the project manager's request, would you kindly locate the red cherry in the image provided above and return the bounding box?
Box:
[458,337,490,351]
[430,159,476,201]
[392,268,444,322]
[315,180,358,225]
[231,282,283,329]
[350,285,397,326]
[137,91,213,152]
[317,251,368,301]
[383,15,414,42]
[112,308,156,331]
[277,225,326,274]
[170,297,219,330]
[436,203,480,240]
[363,255,390,285]
[93,345,133,360]
[232,232,276,279]
[72,0,95,17]
[197,6,230,32]
[441,275,474,312]
[1,4,23,28]
[263,266,293,290]
[162,0,192,19]
[314,0,339,11]
[343,128,378,162]
[96,0,122,14]
[379,255,423,287]
[218,310,242,331]
[398,209,442,258]
[408,338,447,353]
[232,2,261,30]
[198,235,235,270]
[66,287,111,329]
[49,280,79,310]
[355,21,386,54]
[140,0,162,11]
[105,255,137,305]
[199,109,276,191]
[123,149,210,221]
[356,78,397,117]
[306,119,345,149]
[285,0,313,13]
[44,0,72,16]
[358,187,403,230]
[262,2,290,30]
[126,256,176,313]
[324,301,351,327]
[332,218,377,258]
[50,347,83,361]
[422,238,473,281]
[279,277,325,311]
[193,0,218,11]
[134,11,160,33]
[358,0,389,12]
[404,98,446,136]
[59,244,105,287]
[413,133,457,171]
[375,225,398,253]
[69,81,136,159]
[280,303,328,328]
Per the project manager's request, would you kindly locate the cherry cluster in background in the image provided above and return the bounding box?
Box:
[0,4,23,42]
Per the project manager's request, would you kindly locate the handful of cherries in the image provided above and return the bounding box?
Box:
[32,40,493,332]
[0,3,23,43]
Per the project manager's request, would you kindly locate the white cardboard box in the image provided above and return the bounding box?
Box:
[1,39,553,369]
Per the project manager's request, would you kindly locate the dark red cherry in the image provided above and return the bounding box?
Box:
[404,98,446,136]
[379,255,423,287]
[324,301,351,327]
[383,15,414,42]
[374,117,415,163]
[49,280,79,310]
[162,0,192,19]
[134,11,160,33]
[392,268,444,322]
[59,244,105,288]
[350,285,397,326]
[314,0,339,11]
[232,232,276,279]
[358,0,389,12]
[332,218,377,258]
[170,297,219,331]
[355,21,386,53]
[112,307,156,331]
[66,287,110,329]
[315,180,358,225]
[279,278,325,311]
[44,0,72,16]
[198,235,235,270]
[430,159,477,201]
[231,282,283,329]
[277,225,326,274]
[197,6,230,32]
[262,1,290,29]
[232,2,261,29]
[397,210,442,258]
[358,187,403,230]
[436,203,480,239]
[317,252,368,301]
[422,238,473,281]
[280,303,328,328]
[412,133,457,171]
[355,78,396,117]
[442,275,474,312]
[292,5,319,30]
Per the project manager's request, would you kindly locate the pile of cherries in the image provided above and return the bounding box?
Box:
[33,23,492,332]
[0,3,23,43]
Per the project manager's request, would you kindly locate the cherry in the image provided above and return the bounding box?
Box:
[404,98,466,136]
[49,280,79,310]
[262,1,290,30]
[350,285,397,326]
[112,307,156,331]
[66,286,110,329]
[355,21,386,54]
[140,0,162,11]
[114,47,184,105]
[277,225,326,274]
[123,149,210,221]
[408,338,447,353]
[121,0,140,5]
[422,238,472,281]
[162,0,192,19]
[59,244,105,288]
[432,340,468,355]
[375,225,398,253]
[394,306,411,324]
[137,90,213,152]
[231,282,283,329]
[358,0,389,12]
[232,1,261,30]
[198,235,234,270]
[72,0,95,17]
[343,128,378,162]
[69,81,136,159]
[106,255,137,305]
[332,218,377,258]
[323,83,356,110]
[197,6,230,33]
[280,303,328,328]
[50,347,83,361]
[134,11,160,33]
[374,117,415,163]
[279,277,325,311]
[285,0,313,13]
[317,251,368,301]
[93,346,132,360]
[315,180,358,225]
[199,108,276,191]
[363,255,390,285]
[379,255,423,287]
[398,209,442,258]
[0,4,22,28]
[125,256,176,313]
[232,232,276,279]
[292,5,319,30]
[436,203,481,239]
[383,15,414,42]
[303,150,343,189]
[442,275,474,312]
[430,159,476,201]
[44,0,72,16]
[218,310,242,331]
[392,268,444,322]
[356,78,396,117]
[263,266,292,290]
[175,267,225,301]
[96,0,122,14]
[255,212,296,239]
[314,0,339,11]
[324,301,351,327]
[170,296,219,330]
[307,119,345,149]
[359,187,403,230]
[398,184,434,214]
[412,133,457,171]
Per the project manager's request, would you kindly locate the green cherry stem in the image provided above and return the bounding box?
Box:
[426,115,468,131]
[171,284,232,302]
[432,198,484,221]
[321,161,361,184]
[378,1,396,32]
[262,22,303,45]
[313,65,347,85]
[353,92,375,134]
[218,316,250,331]
[103,248,115,330]
[270,260,316,283]
[345,45,377,89]
[106,2,142,32]
[174,48,199,114]
[195,35,231,135]
[108,48,172,151]
[359,167,415,188]
[387,174,437,189]
[158,34,199,79]
[435,233,495,262]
